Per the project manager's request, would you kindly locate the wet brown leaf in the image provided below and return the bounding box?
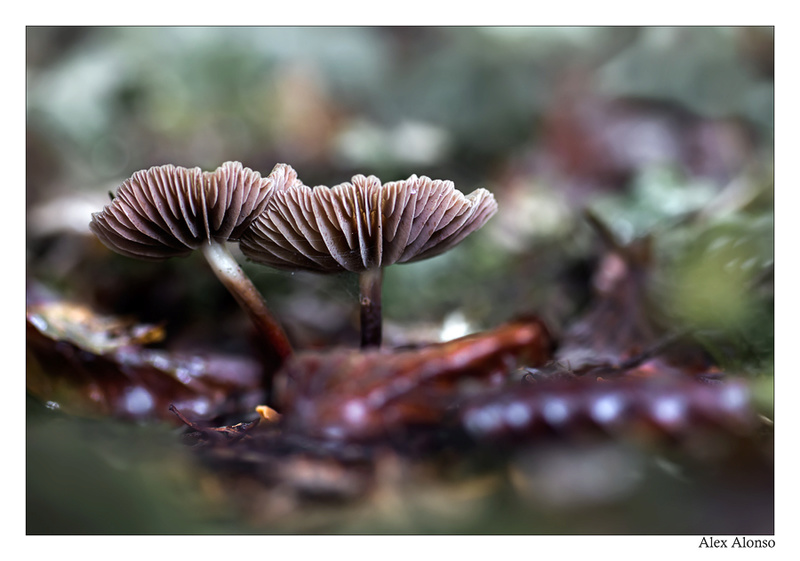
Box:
[169,404,261,444]
[26,296,263,423]
[278,317,554,440]
[27,300,166,354]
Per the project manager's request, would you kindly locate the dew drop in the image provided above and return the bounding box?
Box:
[591,393,624,424]
[342,399,368,425]
[651,395,686,426]
[505,401,532,428]
[123,386,154,416]
[29,314,48,332]
[464,404,504,435]
[719,384,747,411]
[542,397,570,426]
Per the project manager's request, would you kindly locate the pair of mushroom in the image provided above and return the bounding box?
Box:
[90,161,498,359]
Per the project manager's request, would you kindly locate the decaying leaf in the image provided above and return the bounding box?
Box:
[169,404,261,444]
[27,300,165,355]
[26,292,263,422]
[277,317,554,440]
[554,211,714,380]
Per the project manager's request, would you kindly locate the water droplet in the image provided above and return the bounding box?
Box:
[651,395,686,426]
[29,314,48,332]
[342,399,368,425]
[175,366,193,384]
[123,386,154,416]
[719,384,748,411]
[542,397,570,426]
[464,404,504,434]
[591,393,624,424]
[505,402,532,428]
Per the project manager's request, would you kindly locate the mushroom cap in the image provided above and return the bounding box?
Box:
[89,162,300,260]
[239,174,498,273]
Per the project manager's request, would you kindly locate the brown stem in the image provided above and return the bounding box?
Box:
[359,267,383,348]
[201,239,293,363]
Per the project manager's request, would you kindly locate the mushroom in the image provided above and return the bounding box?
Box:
[239,173,498,348]
[89,161,297,362]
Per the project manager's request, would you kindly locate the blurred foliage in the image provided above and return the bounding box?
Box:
[598,27,774,129]
[26,26,773,534]
[27,397,238,534]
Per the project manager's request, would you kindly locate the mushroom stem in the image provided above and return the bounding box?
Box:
[359,267,384,348]
[201,239,293,362]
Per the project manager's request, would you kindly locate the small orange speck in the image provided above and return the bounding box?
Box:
[255,405,281,422]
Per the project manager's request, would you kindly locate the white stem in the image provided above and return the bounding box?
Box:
[201,239,292,361]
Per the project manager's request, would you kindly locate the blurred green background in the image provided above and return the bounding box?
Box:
[26,26,774,534]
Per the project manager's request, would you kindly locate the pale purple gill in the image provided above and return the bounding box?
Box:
[239,173,498,347]
[239,174,497,273]
[89,161,297,363]
[90,161,300,259]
